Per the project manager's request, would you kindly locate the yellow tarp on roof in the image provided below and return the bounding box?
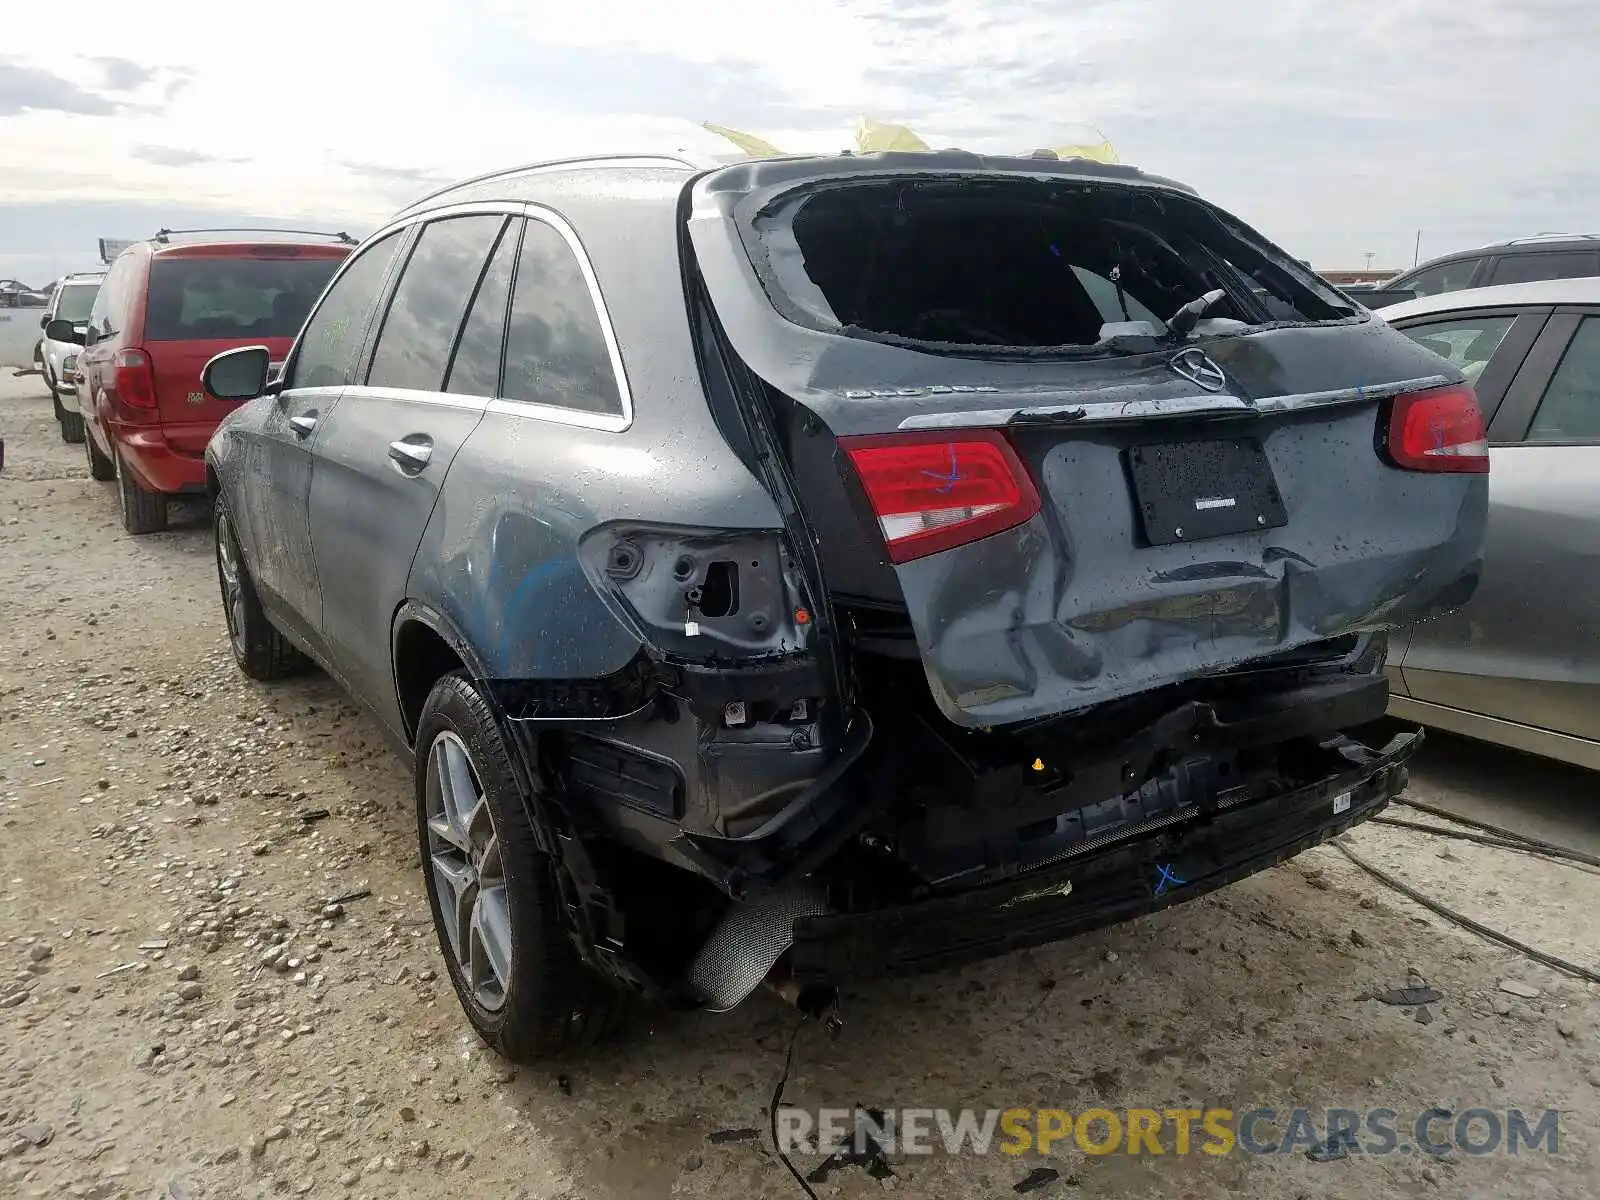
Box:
[1048,138,1119,164]
[853,116,930,154]
[702,123,787,159]
[700,118,1118,163]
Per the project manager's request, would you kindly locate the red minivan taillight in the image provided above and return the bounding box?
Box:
[1383,383,1489,473]
[113,348,157,408]
[839,429,1042,563]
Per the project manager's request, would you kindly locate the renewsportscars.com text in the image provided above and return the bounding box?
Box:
[775,1106,1560,1158]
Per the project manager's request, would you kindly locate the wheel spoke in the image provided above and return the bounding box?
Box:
[471,884,513,1000]
[426,813,469,854]
[430,856,475,963]
[436,738,481,842]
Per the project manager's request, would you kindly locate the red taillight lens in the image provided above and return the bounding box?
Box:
[113,348,157,408]
[839,430,1042,563]
[1384,383,1489,473]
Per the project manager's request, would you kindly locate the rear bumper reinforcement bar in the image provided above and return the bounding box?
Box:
[787,728,1421,984]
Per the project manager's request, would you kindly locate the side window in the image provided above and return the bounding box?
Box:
[1488,251,1600,287]
[1400,258,1482,298]
[443,219,521,398]
[87,257,125,343]
[1525,318,1600,443]
[502,218,623,416]
[367,215,507,393]
[1396,314,1517,385]
[288,231,405,390]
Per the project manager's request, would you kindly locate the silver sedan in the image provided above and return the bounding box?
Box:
[1380,277,1600,768]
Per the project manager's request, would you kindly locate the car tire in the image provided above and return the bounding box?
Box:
[59,409,85,444]
[213,496,311,681]
[114,447,168,535]
[46,368,63,420]
[415,672,632,1063]
[84,427,115,481]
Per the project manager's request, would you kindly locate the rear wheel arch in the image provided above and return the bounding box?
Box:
[392,602,488,746]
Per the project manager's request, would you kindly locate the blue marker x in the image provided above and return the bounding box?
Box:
[920,444,962,493]
[1153,863,1186,897]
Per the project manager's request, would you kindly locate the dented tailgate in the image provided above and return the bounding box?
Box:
[685,157,1490,728]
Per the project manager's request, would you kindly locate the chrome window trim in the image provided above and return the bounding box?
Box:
[301,200,633,431]
[277,385,346,399]
[340,385,488,413]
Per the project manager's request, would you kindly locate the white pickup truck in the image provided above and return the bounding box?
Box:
[0,289,49,372]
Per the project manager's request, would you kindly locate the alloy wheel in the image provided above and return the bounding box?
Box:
[424,731,513,1012]
[215,511,246,650]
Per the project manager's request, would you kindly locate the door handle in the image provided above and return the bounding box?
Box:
[289,414,318,438]
[388,436,433,472]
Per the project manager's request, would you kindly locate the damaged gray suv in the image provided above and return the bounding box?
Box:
[201,150,1488,1062]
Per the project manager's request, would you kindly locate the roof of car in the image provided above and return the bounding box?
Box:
[60,272,105,283]
[1377,276,1600,321]
[394,149,1197,219]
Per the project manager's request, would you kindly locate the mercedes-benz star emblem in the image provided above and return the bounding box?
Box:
[1169,348,1228,392]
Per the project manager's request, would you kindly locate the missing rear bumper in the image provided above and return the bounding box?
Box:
[786,729,1419,984]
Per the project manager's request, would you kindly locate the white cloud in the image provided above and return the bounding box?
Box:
[2,0,1597,282]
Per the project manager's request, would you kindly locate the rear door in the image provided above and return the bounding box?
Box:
[307,210,517,735]
[1397,310,1600,740]
[231,230,409,649]
[142,247,349,454]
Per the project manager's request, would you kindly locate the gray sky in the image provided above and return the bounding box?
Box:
[3,0,1596,284]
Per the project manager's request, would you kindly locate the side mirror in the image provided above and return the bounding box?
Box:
[44,318,85,345]
[202,345,271,401]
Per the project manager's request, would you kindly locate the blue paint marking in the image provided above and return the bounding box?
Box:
[495,559,569,674]
[920,443,962,494]
[1153,862,1187,897]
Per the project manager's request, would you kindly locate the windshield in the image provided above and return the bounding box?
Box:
[144,256,343,341]
[54,283,99,323]
[752,177,1355,352]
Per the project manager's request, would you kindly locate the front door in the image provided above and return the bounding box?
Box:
[307,211,517,737]
[233,230,409,654]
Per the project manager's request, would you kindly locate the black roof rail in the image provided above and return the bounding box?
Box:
[152,227,359,246]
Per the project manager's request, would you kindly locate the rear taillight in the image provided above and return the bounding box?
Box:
[839,430,1042,563]
[113,348,156,408]
[1383,383,1489,473]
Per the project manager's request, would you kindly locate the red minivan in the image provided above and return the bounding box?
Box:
[70,230,353,534]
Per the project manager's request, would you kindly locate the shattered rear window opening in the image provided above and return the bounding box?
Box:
[752,177,1355,353]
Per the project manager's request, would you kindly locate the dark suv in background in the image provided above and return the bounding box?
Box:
[51,229,354,534]
[1377,233,1600,305]
[199,151,1488,1062]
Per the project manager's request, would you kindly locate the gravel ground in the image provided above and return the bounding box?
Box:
[1,371,1597,1200]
